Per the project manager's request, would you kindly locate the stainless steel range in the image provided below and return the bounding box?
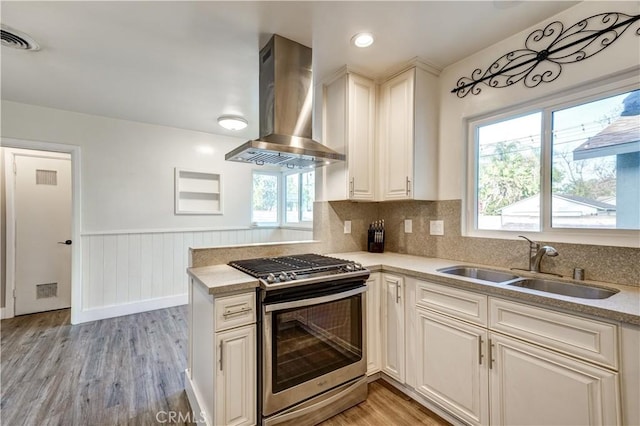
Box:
[228,254,370,426]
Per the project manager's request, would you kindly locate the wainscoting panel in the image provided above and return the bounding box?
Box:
[80,228,313,314]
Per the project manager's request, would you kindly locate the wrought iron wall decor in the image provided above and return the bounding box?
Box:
[451,12,640,98]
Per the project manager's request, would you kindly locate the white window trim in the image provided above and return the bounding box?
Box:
[464,71,640,248]
[251,170,281,227]
[251,169,314,229]
[282,169,314,227]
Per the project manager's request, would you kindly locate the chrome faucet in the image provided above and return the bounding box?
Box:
[532,245,559,273]
[518,235,539,271]
[518,236,560,275]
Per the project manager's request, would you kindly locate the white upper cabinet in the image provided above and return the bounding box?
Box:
[322,70,377,201]
[378,66,439,200]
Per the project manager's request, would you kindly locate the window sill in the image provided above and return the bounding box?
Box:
[464,228,640,249]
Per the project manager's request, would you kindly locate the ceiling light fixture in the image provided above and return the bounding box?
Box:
[352,32,374,48]
[217,115,248,131]
[1,24,40,51]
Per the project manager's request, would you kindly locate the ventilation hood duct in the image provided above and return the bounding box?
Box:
[225,35,345,168]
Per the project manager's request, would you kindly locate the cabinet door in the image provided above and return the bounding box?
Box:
[489,333,620,426]
[379,68,414,201]
[366,273,381,375]
[381,274,405,382]
[348,73,377,201]
[215,325,256,426]
[416,308,488,426]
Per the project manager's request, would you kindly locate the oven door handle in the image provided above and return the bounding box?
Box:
[264,286,366,313]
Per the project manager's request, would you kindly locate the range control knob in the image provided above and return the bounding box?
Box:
[266,273,277,284]
[289,272,297,280]
[278,272,288,282]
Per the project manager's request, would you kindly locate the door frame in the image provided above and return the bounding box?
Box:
[2,138,82,324]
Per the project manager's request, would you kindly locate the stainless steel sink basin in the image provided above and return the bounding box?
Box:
[508,279,619,299]
[438,266,520,283]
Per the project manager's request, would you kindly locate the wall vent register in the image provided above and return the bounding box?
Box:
[36,169,57,185]
[36,283,58,299]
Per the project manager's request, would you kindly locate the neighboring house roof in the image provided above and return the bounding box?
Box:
[573,115,640,160]
[598,196,617,206]
[499,194,616,215]
[573,91,640,161]
[555,194,616,211]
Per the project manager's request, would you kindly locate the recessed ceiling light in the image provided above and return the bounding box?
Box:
[352,33,374,48]
[217,115,248,131]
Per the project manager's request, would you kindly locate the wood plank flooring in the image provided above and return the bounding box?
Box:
[319,380,450,426]
[1,307,450,426]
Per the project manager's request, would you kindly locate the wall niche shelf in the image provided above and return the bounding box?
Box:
[175,168,222,215]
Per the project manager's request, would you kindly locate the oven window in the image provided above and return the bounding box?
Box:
[272,295,362,393]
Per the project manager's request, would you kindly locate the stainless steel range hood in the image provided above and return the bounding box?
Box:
[225,35,345,168]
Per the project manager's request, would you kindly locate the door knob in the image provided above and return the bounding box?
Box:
[58,240,72,245]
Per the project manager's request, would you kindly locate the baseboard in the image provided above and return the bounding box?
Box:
[0,307,6,319]
[185,369,212,426]
[378,374,467,426]
[74,293,188,324]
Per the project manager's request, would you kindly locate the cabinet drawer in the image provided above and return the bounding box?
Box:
[489,298,618,369]
[416,281,487,326]
[215,292,256,331]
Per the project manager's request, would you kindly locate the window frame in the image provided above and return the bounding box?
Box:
[464,73,640,248]
[282,169,314,227]
[251,169,314,229]
[251,170,281,227]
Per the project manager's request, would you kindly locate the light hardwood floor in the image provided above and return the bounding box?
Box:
[1,307,449,425]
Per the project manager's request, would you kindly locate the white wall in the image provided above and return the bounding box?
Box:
[437,1,640,199]
[0,148,5,309]
[1,100,257,232]
[1,101,313,320]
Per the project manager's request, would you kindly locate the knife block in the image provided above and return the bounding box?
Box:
[367,229,385,253]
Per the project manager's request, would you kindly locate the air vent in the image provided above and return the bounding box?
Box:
[36,169,57,185]
[1,25,40,51]
[36,283,58,299]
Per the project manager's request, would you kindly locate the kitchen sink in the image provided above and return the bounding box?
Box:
[437,266,520,283]
[507,278,619,299]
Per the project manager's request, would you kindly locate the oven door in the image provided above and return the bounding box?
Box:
[262,283,367,417]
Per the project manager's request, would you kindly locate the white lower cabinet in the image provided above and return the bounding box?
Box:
[381,273,405,382]
[366,273,382,375]
[215,325,256,426]
[416,307,489,425]
[489,332,620,426]
[404,278,622,426]
[187,281,257,426]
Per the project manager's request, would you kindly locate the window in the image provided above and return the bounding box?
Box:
[252,172,279,225]
[476,112,542,231]
[252,170,314,226]
[469,83,640,244]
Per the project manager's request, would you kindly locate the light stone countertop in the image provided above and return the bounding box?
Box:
[187,264,259,295]
[330,251,640,326]
[187,251,640,325]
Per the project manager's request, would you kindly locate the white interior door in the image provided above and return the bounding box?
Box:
[14,153,72,315]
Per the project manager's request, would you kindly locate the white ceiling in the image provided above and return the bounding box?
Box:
[1,1,579,139]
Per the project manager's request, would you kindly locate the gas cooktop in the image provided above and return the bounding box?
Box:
[228,253,369,290]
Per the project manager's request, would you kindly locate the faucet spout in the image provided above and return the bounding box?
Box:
[532,245,559,273]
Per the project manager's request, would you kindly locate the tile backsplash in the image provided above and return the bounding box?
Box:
[314,200,640,287]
